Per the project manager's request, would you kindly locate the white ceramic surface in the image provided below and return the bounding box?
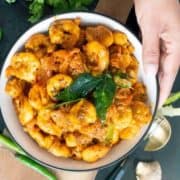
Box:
[0,12,158,171]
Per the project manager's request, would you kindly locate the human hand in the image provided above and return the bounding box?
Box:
[134,0,180,107]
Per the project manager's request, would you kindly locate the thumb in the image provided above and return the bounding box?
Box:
[141,24,160,75]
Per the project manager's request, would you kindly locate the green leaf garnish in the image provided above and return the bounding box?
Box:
[52,98,83,109]
[28,0,45,23]
[6,0,95,23]
[93,74,116,123]
[46,0,69,13]
[55,73,102,101]
[55,73,116,123]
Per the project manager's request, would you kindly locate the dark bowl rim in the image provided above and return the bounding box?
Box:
[0,11,160,172]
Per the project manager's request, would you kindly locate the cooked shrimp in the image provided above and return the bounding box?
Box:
[5,77,25,98]
[35,65,53,86]
[105,124,120,145]
[48,139,72,157]
[119,120,141,139]
[25,33,56,58]
[113,31,128,46]
[126,55,139,84]
[52,50,71,74]
[84,41,109,74]
[6,52,40,83]
[24,120,55,149]
[122,44,134,54]
[79,121,106,142]
[107,104,132,131]
[71,145,84,160]
[52,49,87,76]
[37,50,70,76]
[28,84,50,110]
[132,82,147,102]
[49,19,80,49]
[47,74,72,99]
[70,99,97,124]
[13,96,35,126]
[131,101,152,124]
[37,108,62,137]
[50,109,81,133]
[76,28,86,47]
[86,25,113,47]
[64,132,92,148]
[82,144,110,162]
[64,133,77,147]
[114,88,133,106]
[110,45,132,71]
[68,48,87,76]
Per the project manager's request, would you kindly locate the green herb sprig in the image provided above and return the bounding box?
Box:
[5,0,94,23]
[55,73,116,123]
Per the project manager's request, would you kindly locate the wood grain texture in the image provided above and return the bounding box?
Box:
[0,149,46,180]
[96,0,133,23]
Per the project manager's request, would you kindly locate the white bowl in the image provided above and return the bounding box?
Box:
[0,12,158,171]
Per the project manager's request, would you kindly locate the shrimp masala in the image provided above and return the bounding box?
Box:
[5,19,152,163]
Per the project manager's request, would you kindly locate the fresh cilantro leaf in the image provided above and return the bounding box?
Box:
[80,0,94,6]
[68,0,92,10]
[5,0,16,4]
[28,0,45,23]
[93,74,116,122]
[46,0,69,13]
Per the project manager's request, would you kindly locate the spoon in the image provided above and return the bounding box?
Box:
[144,115,172,151]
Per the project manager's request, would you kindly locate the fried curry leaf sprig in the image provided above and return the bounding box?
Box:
[55,73,116,123]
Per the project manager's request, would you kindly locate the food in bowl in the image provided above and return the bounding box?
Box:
[5,18,152,163]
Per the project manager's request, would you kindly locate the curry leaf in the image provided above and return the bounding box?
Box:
[52,98,83,109]
[55,73,102,101]
[55,73,116,123]
[93,74,116,122]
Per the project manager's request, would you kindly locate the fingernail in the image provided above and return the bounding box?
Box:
[144,64,158,76]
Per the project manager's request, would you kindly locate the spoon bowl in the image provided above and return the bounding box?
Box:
[144,116,171,151]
